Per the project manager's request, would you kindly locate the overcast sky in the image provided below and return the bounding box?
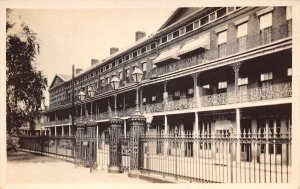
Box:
[13,8,174,106]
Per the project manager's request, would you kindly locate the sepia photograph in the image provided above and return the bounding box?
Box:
[2,1,299,188]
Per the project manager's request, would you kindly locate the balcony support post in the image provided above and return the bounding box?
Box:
[192,73,200,108]
[193,112,199,157]
[231,62,242,103]
[236,108,241,162]
[164,115,168,155]
[140,87,143,114]
[69,125,71,136]
[163,80,168,110]
[62,126,64,136]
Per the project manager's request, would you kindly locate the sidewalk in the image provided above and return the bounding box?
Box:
[7,151,149,184]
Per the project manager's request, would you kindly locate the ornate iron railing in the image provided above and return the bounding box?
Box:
[165,97,196,111]
[148,23,291,79]
[139,128,292,183]
[143,102,164,113]
[201,82,292,107]
[118,107,135,117]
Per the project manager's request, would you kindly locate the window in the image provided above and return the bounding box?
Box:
[260,72,273,81]
[141,47,146,54]
[186,23,193,33]
[126,69,130,78]
[287,68,292,76]
[238,77,248,85]
[179,27,185,35]
[125,55,130,61]
[173,30,179,38]
[286,6,292,20]
[209,12,216,22]
[237,23,248,38]
[150,43,156,49]
[216,7,227,18]
[106,77,110,85]
[142,62,147,72]
[203,84,210,89]
[227,7,235,13]
[218,81,227,89]
[193,20,200,29]
[174,91,180,97]
[152,96,157,102]
[167,34,173,41]
[161,36,167,43]
[218,30,227,45]
[133,51,137,58]
[200,15,209,25]
[259,13,272,30]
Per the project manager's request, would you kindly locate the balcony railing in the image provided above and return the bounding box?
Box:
[143,102,164,114]
[118,107,135,117]
[201,82,292,107]
[165,97,196,111]
[148,23,291,79]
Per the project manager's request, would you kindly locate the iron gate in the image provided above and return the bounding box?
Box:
[75,122,98,171]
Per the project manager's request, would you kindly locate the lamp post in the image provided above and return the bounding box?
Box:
[128,67,146,178]
[108,75,122,173]
[75,89,86,168]
[87,84,97,173]
[131,67,144,116]
[78,89,86,122]
[111,75,121,118]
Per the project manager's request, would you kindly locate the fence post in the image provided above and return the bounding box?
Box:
[128,115,146,178]
[108,118,122,173]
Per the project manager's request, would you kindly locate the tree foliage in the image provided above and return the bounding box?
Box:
[6,9,48,151]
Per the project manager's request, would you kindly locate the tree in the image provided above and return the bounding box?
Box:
[6,9,48,151]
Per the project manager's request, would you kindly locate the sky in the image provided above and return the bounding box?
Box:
[12,8,174,106]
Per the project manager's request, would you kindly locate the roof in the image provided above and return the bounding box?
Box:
[50,8,207,87]
[57,74,71,81]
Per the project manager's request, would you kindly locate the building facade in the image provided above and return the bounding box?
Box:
[35,7,292,182]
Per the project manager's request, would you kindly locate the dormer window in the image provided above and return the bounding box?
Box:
[186,23,193,33]
[133,51,137,58]
[161,36,167,44]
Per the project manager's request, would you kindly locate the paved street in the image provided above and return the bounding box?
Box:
[7,151,149,184]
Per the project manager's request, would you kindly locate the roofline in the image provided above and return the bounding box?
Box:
[49,7,210,88]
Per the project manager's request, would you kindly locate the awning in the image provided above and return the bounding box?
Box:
[153,45,181,64]
[178,33,210,56]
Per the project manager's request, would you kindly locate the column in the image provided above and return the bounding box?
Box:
[163,81,168,110]
[128,115,146,178]
[124,119,127,137]
[211,121,216,158]
[69,125,71,136]
[280,119,287,164]
[54,126,57,136]
[62,126,64,136]
[231,62,242,103]
[49,128,52,136]
[164,115,168,155]
[251,119,258,162]
[108,117,123,173]
[140,87,143,114]
[193,112,199,157]
[192,73,200,108]
[123,94,126,111]
[265,120,269,156]
[236,108,241,162]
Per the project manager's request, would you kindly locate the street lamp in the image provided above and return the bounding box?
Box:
[78,89,86,121]
[87,84,96,121]
[131,67,143,116]
[110,75,120,118]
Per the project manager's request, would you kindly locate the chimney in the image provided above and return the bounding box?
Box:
[75,68,83,74]
[91,59,99,66]
[135,31,146,41]
[110,47,119,55]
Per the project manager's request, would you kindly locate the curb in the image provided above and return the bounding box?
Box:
[138,174,177,183]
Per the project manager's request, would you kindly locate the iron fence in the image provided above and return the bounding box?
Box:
[139,129,291,183]
[19,135,75,159]
[97,136,110,170]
